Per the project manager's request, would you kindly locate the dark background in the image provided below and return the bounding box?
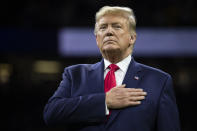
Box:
[0,0,197,131]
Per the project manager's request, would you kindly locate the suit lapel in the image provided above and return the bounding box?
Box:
[122,58,144,90]
[106,58,145,127]
[88,59,105,93]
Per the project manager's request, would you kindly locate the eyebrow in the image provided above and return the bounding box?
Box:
[99,22,121,26]
[112,23,121,25]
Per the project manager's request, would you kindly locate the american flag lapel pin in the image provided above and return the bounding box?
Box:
[134,76,139,80]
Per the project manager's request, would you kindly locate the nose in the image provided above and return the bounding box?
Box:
[106,26,114,36]
[106,32,113,36]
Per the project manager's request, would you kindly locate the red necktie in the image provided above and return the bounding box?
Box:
[104,64,119,92]
[104,64,119,116]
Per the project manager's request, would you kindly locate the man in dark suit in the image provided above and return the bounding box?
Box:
[43,6,180,131]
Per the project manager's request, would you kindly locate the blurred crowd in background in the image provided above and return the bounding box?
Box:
[0,0,197,131]
[0,0,197,28]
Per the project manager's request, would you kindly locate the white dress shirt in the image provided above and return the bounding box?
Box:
[104,55,132,114]
[104,55,131,86]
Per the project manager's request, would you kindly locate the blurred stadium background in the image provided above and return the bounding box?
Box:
[0,0,197,130]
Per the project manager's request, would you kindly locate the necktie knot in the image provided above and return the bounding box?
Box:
[108,64,119,71]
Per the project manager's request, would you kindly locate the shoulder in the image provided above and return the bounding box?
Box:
[65,64,92,71]
[63,61,102,74]
[135,61,171,78]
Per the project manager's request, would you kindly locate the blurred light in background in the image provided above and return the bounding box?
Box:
[58,28,99,57]
[58,28,197,57]
[0,63,12,84]
[33,60,61,74]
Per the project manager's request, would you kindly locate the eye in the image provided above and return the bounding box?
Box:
[99,25,107,30]
[113,25,121,29]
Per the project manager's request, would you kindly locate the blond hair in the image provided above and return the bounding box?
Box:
[94,6,136,35]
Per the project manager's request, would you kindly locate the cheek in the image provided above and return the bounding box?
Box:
[120,36,131,47]
[96,34,103,43]
[96,36,102,47]
[120,35,129,42]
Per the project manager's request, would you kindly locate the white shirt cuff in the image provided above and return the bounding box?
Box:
[105,102,109,115]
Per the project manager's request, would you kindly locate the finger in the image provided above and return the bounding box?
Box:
[129,96,145,101]
[129,91,147,96]
[116,84,126,88]
[127,88,144,92]
[129,101,141,106]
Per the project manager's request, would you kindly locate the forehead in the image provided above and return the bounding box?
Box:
[97,15,128,25]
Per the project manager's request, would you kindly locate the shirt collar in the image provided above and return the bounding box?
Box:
[104,55,131,73]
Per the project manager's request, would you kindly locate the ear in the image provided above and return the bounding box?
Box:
[95,34,99,46]
[129,34,136,46]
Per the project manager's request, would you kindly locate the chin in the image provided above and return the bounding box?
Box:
[103,44,118,49]
[102,46,120,54]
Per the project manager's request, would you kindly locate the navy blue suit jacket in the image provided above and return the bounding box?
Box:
[43,58,180,131]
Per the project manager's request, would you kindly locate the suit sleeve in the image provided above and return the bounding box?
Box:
[157,75,180,131]
[43,69,106,125]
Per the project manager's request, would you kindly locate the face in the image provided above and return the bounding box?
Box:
[95,15,136,59]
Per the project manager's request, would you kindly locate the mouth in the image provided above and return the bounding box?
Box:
[103,40,117,44]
